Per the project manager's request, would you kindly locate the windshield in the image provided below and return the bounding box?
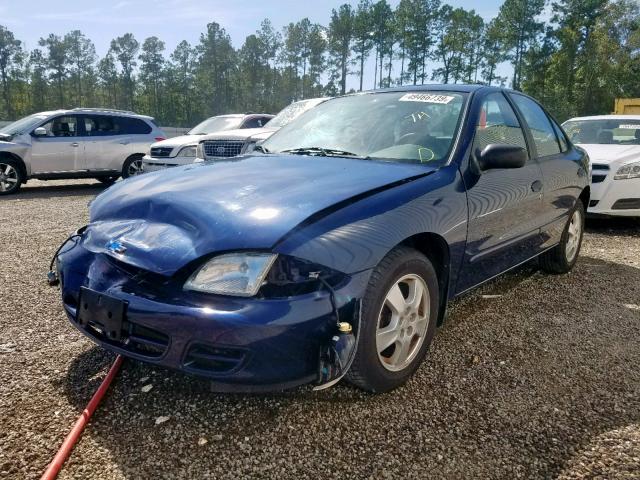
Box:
[563,119,640,145]
[0,114,49,135]
[262,91,466,165]
[266,99,327,129]
[188,116,243,135]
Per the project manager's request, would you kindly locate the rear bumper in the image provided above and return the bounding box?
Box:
[57,239,369,392]
[589,176,640,217]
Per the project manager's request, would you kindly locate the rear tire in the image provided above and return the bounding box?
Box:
[122,154,144,179]
[539,199,585,274]
[0,158,24,195]
[346,247,440,393]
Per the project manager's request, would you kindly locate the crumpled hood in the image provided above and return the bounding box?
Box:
[85,155,434,275]
[577,143,640,166]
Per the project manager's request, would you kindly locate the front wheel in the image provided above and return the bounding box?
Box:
[539,199,585,274]
[0,159,24,195]
[346,247,440,393]
[122,155,144,179]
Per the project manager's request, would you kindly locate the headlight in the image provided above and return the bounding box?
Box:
[178,145,197,157]
[614,161,640,180]
[196,143,204,159]
[244,142,257,153]
[184,253,277,297]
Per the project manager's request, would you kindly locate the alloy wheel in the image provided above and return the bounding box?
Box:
[0,163,19,193]
[128,158,144,176]
[565,208,583,263]
[376,273,430,372]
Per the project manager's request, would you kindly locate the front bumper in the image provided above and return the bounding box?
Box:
[142,155,196,173]
[56,238,369,392]
[589,175,640,217]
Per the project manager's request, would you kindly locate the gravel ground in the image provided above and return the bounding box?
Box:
[1,179,639,480]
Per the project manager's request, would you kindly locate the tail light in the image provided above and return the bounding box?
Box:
[154,137,166,142]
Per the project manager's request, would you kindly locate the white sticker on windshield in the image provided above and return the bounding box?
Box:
[619,124,640,130]
[399,93,455,104]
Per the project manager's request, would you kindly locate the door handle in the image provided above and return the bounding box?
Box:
[70,142,79,147]
[531,180,543,193]
[119,141,130,145]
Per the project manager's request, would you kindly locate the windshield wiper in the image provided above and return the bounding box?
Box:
[280,147,365,158]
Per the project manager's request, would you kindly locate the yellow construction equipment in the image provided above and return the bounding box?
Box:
[614,98,640,114]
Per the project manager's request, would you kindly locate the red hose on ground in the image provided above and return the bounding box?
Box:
[41,355,124,480]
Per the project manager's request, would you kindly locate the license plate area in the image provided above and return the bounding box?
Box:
[77,287,127,341]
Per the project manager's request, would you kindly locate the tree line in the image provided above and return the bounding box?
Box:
[0,0,638,126]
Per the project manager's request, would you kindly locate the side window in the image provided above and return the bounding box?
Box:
[511,95,561,157]
[87,115,119,136]
[40,116,79,137]
[473,93,528,156]
[551,119,569,152]
[115,117,152,134]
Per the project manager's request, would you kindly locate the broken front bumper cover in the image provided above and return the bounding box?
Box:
[55,237,367,392]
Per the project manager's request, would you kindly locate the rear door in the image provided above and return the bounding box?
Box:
[458,92,545,292]
[30,115,83,174]
[509,94,582,248]
[82,115,136,173]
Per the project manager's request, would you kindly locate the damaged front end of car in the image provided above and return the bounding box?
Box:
[49,225,367,392]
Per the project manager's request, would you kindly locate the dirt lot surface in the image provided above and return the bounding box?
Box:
[1,179,639,479]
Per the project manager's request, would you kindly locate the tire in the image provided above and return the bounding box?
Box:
[96,176,118,186]
[539,198,585,274]
[122,155,144,179]
[0,158,24,195]
[346,246,440,393]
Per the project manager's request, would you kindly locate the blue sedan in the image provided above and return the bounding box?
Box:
[53,85,590,393]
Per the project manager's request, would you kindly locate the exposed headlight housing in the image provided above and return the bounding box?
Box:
[614,161,640,180]
[178,145,197,158]
[244,142,257,153]
[184,253,277,297]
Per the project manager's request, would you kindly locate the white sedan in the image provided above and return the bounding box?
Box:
[563,115,640,217]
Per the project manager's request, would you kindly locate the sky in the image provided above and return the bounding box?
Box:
[0,0,511,91]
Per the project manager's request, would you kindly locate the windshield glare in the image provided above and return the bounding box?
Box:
[0,114,48,135]
[189,116,243,135]
[262,92,466,165]
[563,119,640,145]
[266,99,326,129]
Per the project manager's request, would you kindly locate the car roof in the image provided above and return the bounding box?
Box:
[565,115,640,122]
[363,84,500,94]
[34,108,155,121]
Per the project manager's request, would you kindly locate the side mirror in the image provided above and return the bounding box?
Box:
[33,127,47,137]
[478,144,527,171]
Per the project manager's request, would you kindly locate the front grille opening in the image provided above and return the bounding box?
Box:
[150,146,174,157]
[591,174,607,184]
[203,140,246,158]
[183,344,246,374]
[83,320,169,358]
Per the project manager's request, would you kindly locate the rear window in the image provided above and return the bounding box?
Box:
[563,119,640,145]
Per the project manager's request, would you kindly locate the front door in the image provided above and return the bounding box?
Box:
[30,115,83,174]
[457,92,545,293]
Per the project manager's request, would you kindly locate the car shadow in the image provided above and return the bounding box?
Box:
[59,254,640,478]
[586,215,640,236]
[10,181,109,200]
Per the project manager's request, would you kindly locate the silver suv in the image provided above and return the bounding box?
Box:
[0,108,164,195]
